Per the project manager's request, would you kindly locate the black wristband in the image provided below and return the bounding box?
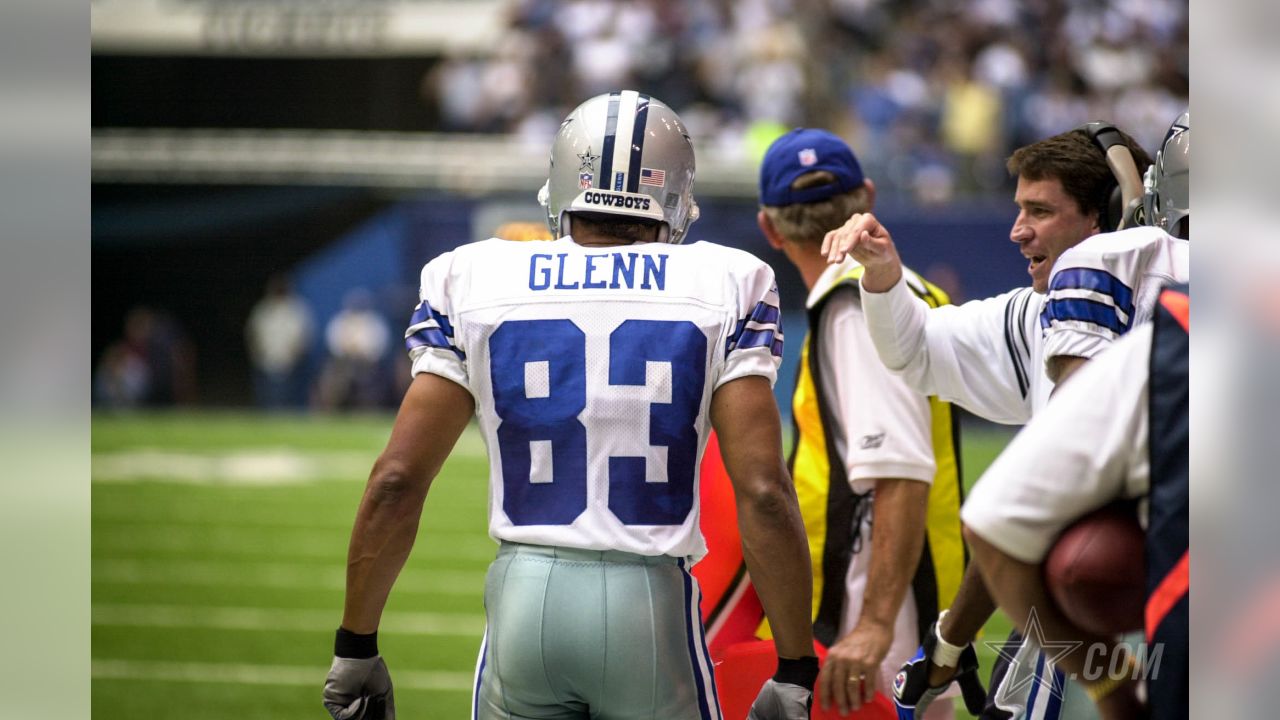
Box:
[774,655,820,690]
[334,627,379,659]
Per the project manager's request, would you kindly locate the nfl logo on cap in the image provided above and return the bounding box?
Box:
[760,128,865,206]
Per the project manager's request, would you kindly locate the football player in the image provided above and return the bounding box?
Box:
[322,91,818,720]
[963,284,1189,720]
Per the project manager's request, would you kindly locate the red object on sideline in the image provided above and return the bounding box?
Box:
[695,434,894,719]
[693,432,766,654]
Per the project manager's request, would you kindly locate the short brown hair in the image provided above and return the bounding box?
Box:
[1007,129,1152,222]
[761,171,871,246]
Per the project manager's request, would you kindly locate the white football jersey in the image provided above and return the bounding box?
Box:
[405,236,783,560]
[1042,226,1189,363]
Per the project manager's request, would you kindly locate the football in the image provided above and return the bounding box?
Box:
[1044,503,1146,636]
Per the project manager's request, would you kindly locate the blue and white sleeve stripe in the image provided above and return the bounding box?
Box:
[1040,268,1135,336]
[405,300,465,360]
[725,300,784,359]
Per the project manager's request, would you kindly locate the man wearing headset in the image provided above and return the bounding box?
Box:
[962,112,1190,720]
[823,125,1153,720]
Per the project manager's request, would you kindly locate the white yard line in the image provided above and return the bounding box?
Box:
[92,449,376,485]
[93,603,486,636]
[91,659,473,691]
[91,428,489,487]
[92,558,486,595]
[91,528,497,561]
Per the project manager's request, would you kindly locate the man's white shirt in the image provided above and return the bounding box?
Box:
[860,277,1048,424]
[858,226,1188,424]
[809,259,938,493]
[405,236,783,560]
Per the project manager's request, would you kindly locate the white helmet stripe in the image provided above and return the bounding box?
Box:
[605,90,641,192]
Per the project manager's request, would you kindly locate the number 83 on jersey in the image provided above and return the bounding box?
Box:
[489,318,706,528]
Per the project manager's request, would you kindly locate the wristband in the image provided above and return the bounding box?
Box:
[931,610,966,668]
[335,627,379,659]
[774,655,820,691]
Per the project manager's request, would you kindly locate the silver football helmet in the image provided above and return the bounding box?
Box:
[1142,110,1189,238]
[538,90,699,244]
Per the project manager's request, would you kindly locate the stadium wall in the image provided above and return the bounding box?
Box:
[93,189,1023,409]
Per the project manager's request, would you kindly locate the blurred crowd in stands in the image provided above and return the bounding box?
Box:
[97,281,410,413]
[424,0,1187,203]
[93,0,1187,410]
[95,307,198,409]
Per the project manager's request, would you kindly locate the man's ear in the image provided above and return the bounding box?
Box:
[1090,211,1102,234]
[863,178,877,211]
[757,210,786,251]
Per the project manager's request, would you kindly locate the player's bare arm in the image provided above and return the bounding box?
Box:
[326,373,474,720]
[820,212,903,292]
[890,553,993,718]
[929,565,996,685]
[710,375,815,660]
[964,528,1144,720]
[817,476,929,715]
[342,373,475,633]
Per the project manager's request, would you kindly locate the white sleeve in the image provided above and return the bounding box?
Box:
[817,290,936,493]
[961,324,1153,562]
[719,260,783,389]
[406,252,469,389]
[860,276,1036,425]
[1042,228,1189,366]
[1042,243,1138,363]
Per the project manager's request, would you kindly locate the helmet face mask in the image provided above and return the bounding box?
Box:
[539,91,699,244]
[1142,111,1190,239]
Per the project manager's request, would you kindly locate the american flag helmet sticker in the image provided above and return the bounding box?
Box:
[639,167,666,187]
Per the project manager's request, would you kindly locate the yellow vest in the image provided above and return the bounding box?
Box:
[787,266,966,646]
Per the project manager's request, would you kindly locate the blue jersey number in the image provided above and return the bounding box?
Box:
[489,319,706,527]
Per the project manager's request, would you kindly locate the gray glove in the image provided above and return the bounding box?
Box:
[747,678,812,720]
[323,655,395,720]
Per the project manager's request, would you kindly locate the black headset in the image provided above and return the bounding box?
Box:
[1078,122,1146,233]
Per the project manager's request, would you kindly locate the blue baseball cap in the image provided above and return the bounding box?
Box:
[759,128,865,206]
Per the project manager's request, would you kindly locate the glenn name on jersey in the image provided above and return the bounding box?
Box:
[404,236,784,561]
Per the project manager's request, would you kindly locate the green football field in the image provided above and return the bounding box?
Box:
[91,412,1015,719]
